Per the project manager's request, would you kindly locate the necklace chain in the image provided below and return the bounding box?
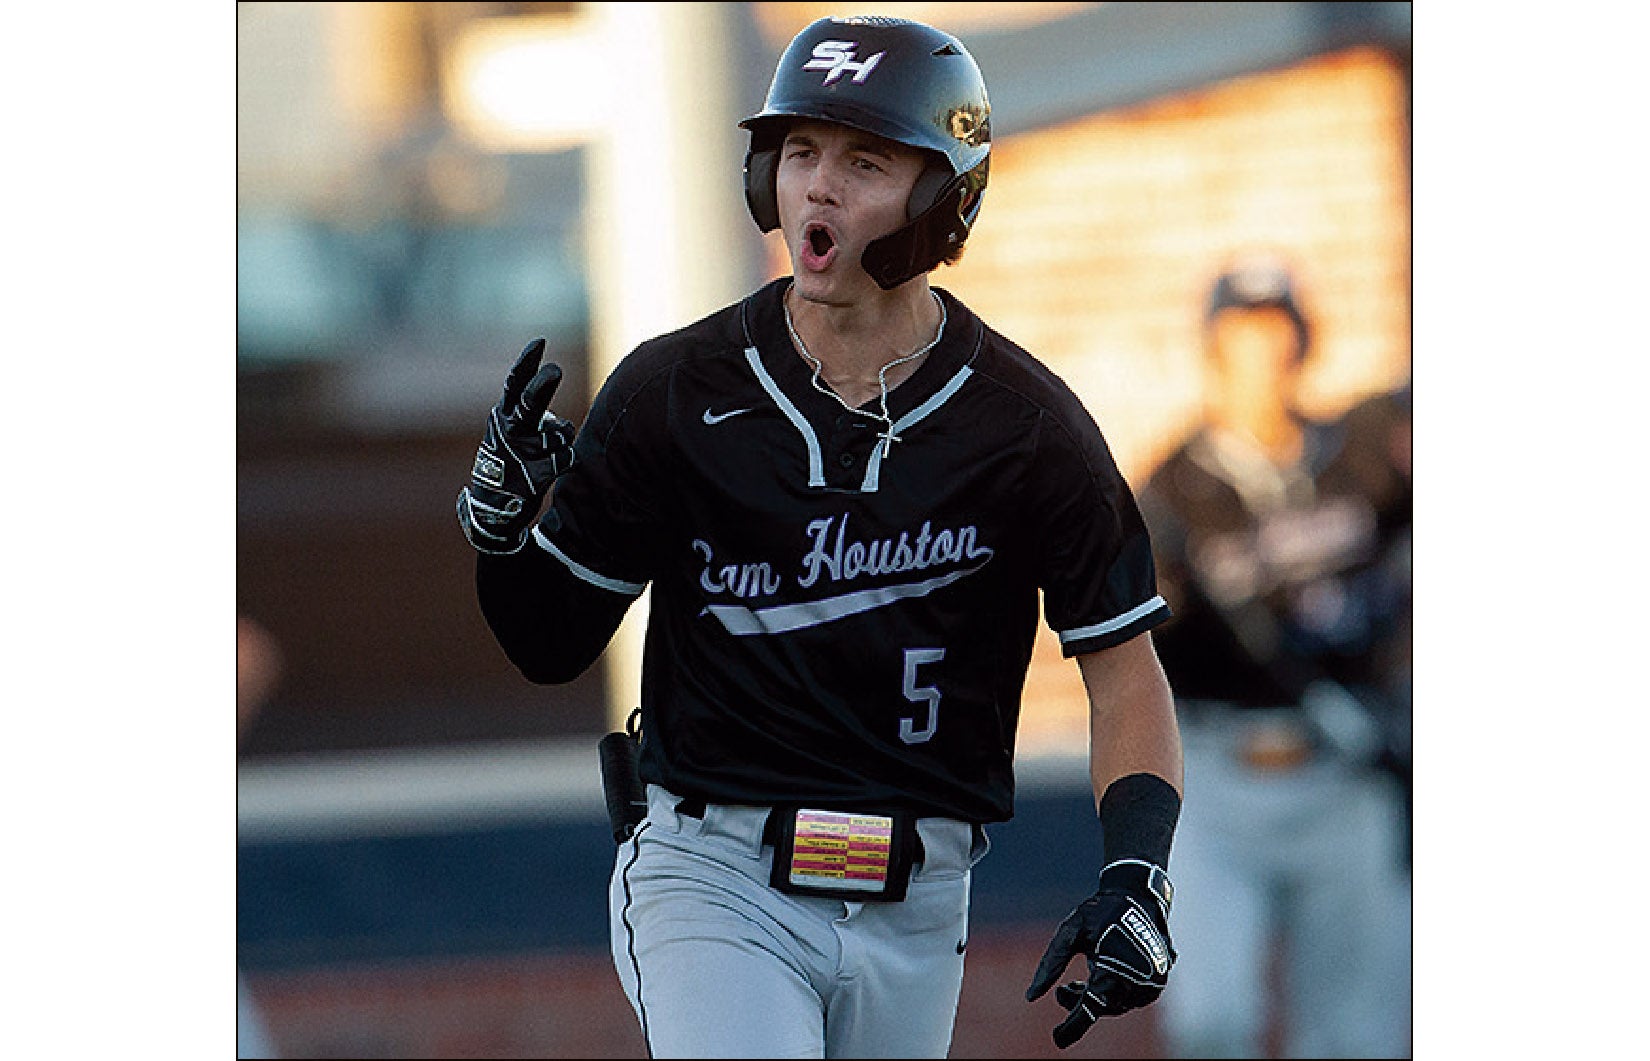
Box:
[783,290,947,460]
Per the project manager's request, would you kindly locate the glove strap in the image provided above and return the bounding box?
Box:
[1098,859,1174,920]
[457,489,531,555]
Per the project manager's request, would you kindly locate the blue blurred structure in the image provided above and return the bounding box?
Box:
[238,753,1106,971]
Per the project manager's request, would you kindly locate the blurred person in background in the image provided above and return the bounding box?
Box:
[1137,256,1411,1058]
[456,15,1184,1058]
[237,617,283,1060]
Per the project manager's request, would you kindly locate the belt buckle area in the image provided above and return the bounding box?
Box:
[1237,720,1315,772]
[768,807,916,903]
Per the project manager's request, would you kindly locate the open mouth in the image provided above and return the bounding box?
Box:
[800,222,838,271]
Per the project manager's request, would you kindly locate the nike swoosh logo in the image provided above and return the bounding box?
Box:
[957,938,967,954]
[702,407,754,425]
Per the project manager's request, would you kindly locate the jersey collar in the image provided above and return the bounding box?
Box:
[740,278,981,426]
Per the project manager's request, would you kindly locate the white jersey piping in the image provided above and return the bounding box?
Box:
[533,527,647,596]
[1056,595,1169,644]
[743,345,826,487]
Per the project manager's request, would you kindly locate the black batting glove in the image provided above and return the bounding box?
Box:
[457,338,577,555]
[1026,860,1176,1049]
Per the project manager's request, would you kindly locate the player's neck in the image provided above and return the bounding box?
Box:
[785,280,942,407]
[1209,400,1304,466]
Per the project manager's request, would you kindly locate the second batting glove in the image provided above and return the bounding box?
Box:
[1026,859,1176,1049]
[457,338,577,555]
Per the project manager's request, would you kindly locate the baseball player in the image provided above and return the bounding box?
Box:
[1138,257,1411,1058]
[458,16,1183,1058]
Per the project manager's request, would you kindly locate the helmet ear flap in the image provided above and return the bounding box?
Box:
[862,157,987,290]
[907,162,954,221]
[743,146,781,233]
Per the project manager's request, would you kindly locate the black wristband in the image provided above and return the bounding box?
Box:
[1098,772,1181,868]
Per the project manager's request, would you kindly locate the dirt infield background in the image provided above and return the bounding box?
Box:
[244,926,1163,1059]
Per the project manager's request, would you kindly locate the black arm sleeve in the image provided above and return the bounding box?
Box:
[476,339,673,685]
[476,546,639,685]
[1098,772,1181,868]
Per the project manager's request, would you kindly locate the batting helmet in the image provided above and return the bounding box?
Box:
[740,16,991,290]
[1204,255,1312,363]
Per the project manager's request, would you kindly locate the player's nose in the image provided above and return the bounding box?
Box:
[805,159,844,206]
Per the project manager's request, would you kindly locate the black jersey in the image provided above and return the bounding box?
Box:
[529,278,1167,822]
[1138,418,1394,710]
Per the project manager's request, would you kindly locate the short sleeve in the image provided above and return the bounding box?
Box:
[1028,408,1171,656]
[532,352,671,596]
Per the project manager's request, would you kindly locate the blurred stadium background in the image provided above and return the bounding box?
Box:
[237,3,1411,1057]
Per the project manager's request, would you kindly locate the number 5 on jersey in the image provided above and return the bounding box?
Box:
[900,648,945,744]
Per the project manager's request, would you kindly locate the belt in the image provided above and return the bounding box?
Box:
[674,798,929,863]
[1179,702,1319,772]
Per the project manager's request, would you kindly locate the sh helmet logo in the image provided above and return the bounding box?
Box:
[803,40,885,84]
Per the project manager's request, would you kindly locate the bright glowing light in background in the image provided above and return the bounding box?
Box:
[443,15,607,152]
[442,4,753,727]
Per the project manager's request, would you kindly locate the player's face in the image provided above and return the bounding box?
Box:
[1208,306,1303,400]
[775,119,927,303]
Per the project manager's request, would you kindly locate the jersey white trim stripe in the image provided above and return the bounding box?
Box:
[533,527,647,596]
[1057,595,1169,644]
[744,345,826,487]
[861,364,974,493]
[702,561,990,636]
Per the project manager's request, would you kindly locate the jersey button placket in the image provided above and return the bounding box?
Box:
[826,414,874,488]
